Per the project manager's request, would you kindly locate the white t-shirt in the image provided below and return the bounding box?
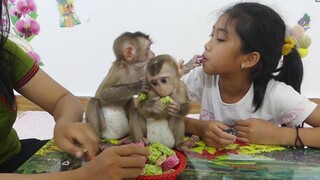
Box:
[182,67,317,127]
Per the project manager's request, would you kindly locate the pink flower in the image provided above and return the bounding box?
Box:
[16,0,36,15]
[9,5,22,18]
[15,16,40,38]
[28,51,41,64]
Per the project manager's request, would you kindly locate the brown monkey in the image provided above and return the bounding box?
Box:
[85,31,155,140]
[129,54,191,151]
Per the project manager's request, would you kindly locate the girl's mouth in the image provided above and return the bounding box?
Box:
[196,55,207,65]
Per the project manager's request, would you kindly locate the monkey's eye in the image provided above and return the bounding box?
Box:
[160,77,167,84]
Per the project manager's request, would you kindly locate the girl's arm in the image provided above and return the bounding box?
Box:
[184,116,236,147]
[235,105,320,148]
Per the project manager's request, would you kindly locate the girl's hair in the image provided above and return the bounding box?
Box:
[0,2,15,109]
[223,2,303,111]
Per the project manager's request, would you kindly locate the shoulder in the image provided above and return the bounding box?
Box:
[3,38,38,88]
[266,79,296,96]
[265,79,313,110]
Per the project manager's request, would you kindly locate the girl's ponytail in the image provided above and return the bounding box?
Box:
[275,37,303,93]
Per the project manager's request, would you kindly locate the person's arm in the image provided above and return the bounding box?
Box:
[16,68,99,160]
[184,116,203,136]
[300,105,320,148]
[0,144,149,180]
[235,105,320,148]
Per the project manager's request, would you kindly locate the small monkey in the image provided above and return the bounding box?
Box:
[129,54,191,151]
[85,31,155,140]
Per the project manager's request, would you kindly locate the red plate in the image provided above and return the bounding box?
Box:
[136,150,187,180]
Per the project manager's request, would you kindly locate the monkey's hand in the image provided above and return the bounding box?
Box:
[167,100,189,117]
[140,77,150,92]
[141,97,165,114]
[178,55,203,76]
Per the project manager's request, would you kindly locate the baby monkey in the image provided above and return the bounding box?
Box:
[129,54,195,152]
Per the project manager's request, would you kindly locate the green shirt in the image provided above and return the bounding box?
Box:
[0,38,39,165]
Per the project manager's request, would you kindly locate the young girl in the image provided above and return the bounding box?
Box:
[182,2,320,148]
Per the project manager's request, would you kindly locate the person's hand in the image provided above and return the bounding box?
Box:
[199,120,236,148]
[235,118,281,144]
[54,121,100,161]
[79,144,149,180]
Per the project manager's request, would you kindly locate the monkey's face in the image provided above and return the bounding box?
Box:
[147,70,175,97]
[136,38,155,63]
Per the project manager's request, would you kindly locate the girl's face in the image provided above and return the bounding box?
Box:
[202,15,247,76]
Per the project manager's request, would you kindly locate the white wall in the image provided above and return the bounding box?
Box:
[29,0,320,97]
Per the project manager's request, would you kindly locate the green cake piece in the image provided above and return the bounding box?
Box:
[160,96,172,107]
[143,164,162,175]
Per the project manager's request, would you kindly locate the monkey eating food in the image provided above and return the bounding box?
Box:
[129,54,193,152]
[85,31,155,140]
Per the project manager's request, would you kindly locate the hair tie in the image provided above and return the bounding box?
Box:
[282,37,296,56]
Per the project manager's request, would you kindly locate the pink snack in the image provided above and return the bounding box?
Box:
[161,154,180,171]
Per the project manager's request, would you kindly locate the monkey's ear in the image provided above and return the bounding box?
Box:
[124,46,136,61]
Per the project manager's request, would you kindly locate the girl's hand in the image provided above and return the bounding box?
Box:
[79,144,149,180]
[235,118,281,144]
[199,120,236,148]
[54,121,100,161]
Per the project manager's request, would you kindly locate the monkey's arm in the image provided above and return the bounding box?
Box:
[129,108,147,142]
[85,98,106,136]
[100,80,143,103]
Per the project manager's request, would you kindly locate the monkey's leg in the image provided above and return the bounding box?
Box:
[168,116,189,152]
[129,108,147,143]
[85,98,106,137]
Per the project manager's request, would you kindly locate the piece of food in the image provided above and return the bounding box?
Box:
[161,154,179,171]
[138,92,148,101]
[142,142,180,175]
[142,164,162,175]
[160,96,172,107]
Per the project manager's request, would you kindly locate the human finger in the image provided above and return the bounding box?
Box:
[119,156,147,168]
[119,168,144,179]
[55,137,85,159]
[236,136,249,143]
[234,119,250,126]
[116,144,150,157]
[71,129,100,160]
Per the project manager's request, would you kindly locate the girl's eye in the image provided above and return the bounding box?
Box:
[217,38,225,42]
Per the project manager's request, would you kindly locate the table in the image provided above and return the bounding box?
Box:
[16,139,320,179]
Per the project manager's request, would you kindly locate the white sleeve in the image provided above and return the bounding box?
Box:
[270,82,317,127]
[181,67,205,103]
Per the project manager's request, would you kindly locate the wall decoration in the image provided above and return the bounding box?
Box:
[290,14,312,58]
[6,0,43,65]
[56,0,81,28]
